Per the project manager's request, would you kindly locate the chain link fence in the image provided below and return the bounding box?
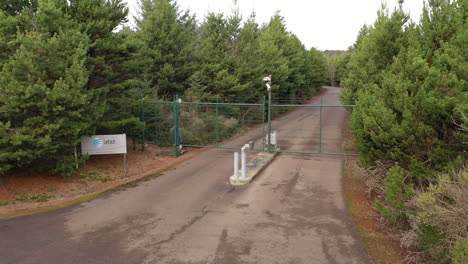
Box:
[139,96,355,156]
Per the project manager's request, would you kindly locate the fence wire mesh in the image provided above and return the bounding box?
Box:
[178,102,265,148]
[140,96,355,156]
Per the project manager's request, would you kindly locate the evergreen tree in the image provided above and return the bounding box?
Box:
[348,1,466,172]
[0,0,133,176]
[341,6,409,105]
[193,12,247,99]
[307,47,328,93]
[135,0,196,98]
[0,28,92,175]
[256,14,291,101]
[234,14,263,99]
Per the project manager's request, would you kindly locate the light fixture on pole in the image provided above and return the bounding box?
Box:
[262,75,272,151]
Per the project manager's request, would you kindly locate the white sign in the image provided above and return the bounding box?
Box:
[81,134,127,155]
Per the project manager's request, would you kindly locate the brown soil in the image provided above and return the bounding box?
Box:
[342,117,407,264]
[0,145,200,218]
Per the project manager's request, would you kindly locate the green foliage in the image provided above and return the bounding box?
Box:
[343,1,467,261]
[80,171,110,182]
[0,0,37,16]
[411,170,468,263]
[344,1,466,172]
[0,29,93,176]
[190,12,326,102]
[135,0,196,98]
[418,224,444,254]
[452,237,468,264]
[15,192,51,202]
[0,0,141,176]
[375,164,413,223]
[0,1,329,177]
[327,51,352,87]
[0,200,9,206]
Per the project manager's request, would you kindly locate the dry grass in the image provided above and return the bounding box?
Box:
[343,116,407,264]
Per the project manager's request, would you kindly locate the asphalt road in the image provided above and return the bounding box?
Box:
[0,87,372,264]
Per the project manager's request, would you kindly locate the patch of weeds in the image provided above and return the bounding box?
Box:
[0,200,9,206]
[48,185,56,193]
[15,192,51,202]
[80,171,111,182]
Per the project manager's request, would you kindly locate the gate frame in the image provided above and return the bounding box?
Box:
[149,95,356,157]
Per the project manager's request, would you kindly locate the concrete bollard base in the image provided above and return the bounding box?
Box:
[229,151,278,186]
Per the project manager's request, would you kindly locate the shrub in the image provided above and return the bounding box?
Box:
[80,171,110,182]
[15,192,51,202]
[409,169,468,263]
[452,237,468,264]
[375,163,414,224]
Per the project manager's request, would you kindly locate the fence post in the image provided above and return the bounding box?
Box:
[267,92,272,152]
[215,96,220,144]
[262,96,266,151]
[141,101,145,151]
[173,95,181,157]
[319,96,323,153]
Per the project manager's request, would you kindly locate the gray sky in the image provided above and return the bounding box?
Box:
[124,0,425,51]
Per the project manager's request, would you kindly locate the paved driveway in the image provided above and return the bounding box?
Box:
[0,87,371,264]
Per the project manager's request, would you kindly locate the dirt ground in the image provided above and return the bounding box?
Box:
[342,117,407,263]
[0,145,196,216]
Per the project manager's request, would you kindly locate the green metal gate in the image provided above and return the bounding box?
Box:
[141,96,356,157]
[268,99,356,155]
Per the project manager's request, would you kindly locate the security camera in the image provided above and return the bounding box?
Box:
[262,75,271,82]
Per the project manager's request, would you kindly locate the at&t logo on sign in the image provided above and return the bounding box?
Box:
[92,138,104,148]
[81,134,127,155]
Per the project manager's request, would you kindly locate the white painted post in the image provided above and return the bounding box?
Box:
[241,149,247,178]
[234,152,239,178]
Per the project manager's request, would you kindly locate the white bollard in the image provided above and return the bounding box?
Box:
[241,150,247,178]
[234,152,239,178]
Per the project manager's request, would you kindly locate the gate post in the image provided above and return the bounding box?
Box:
[215,96,220,144]
[140,100,145,152]
[173,94,181,157]
[267,90,272,152]
[319,96,323,153]
[262,96,266,151]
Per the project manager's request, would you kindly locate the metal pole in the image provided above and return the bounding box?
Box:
[173,95,180,157]
[241,149,247,178]
[74,145,78,169]
[262,96,266,151]
[176,95,181,157]
[124,153,127,175]
[234,152,239,178]
[141,104,145,151]
[215,96,220,144]
[319,96,323,153]
[267,88,272,152]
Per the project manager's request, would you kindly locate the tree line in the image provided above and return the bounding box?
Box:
[336,0,467,263]
[0,0,328,176]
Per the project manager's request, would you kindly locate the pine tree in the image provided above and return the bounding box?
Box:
[135,0,196,99]
[193,12,247,99]
[341,5,408,105]
[0,0,133,176]
[256,14,291,101]
[0,28,93,175]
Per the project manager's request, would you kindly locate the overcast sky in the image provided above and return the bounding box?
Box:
[124,0,425,51]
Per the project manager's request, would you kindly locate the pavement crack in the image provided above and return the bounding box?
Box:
[154,210,209,247]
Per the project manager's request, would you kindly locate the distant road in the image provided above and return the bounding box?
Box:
[0,86,371,264]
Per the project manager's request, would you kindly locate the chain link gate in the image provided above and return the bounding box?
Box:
[140,95,356,157]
